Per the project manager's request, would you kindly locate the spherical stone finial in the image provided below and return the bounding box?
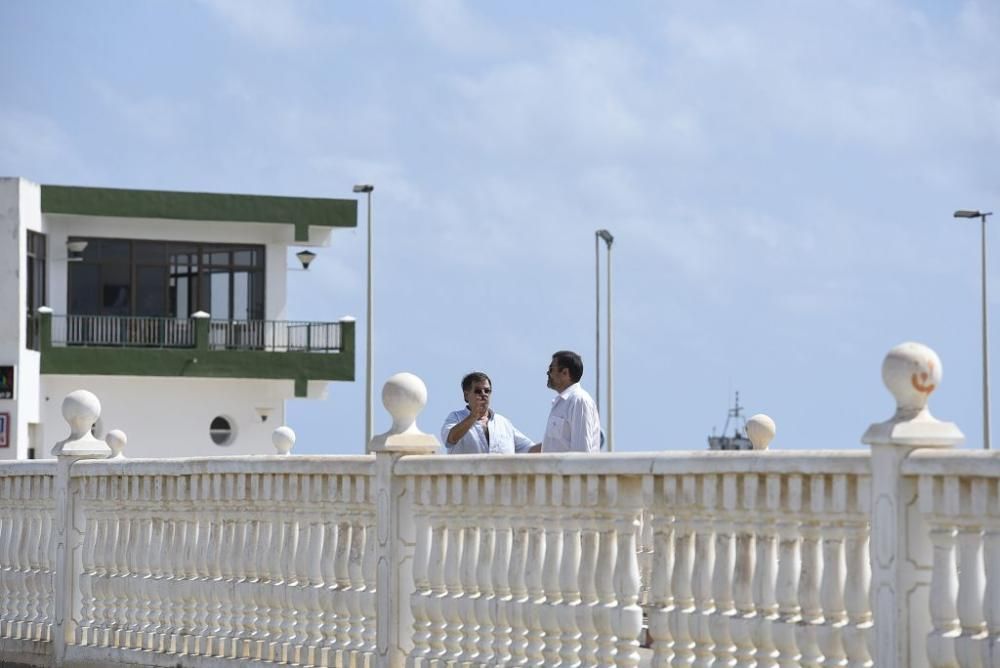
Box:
[746,414,776,450]
[106,430,127,458]
[382,372,428,433]
[52,389,111,458]
[368,372,439,452]
[62,390,102,439]
[882,342,942,413]
[272,426,296,455]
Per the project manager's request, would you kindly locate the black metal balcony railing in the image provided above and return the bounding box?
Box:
[48,315,343,353]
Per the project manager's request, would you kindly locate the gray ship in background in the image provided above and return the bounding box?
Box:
[708,392,753,451]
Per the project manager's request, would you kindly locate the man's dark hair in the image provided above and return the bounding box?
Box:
[461,371,492,392]
[551,350,584,383]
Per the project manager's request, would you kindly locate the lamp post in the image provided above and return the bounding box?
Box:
[955,209,993,450]
[596,229,614,451]
[355,184,375,451]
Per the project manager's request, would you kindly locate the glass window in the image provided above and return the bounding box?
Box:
[68,264,100,314]
[136,266,167,317]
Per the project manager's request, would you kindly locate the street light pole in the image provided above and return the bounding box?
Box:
[595,233,601,417]
[355,184,375,451]
[596,229,614,451]
[955,209,993,450]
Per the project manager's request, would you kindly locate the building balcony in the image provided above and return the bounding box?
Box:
[35,311,354,394]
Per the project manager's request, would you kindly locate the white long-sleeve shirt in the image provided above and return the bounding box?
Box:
[542,383,601,453]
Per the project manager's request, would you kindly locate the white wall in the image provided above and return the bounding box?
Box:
[39,375,296,458]
[0,178,44,459]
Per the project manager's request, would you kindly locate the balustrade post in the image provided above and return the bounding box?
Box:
[369,372,439,668]
[862,342,963,667]
[51,391,112,665]
[192,310,210,350]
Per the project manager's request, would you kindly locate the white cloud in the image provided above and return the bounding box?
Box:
[406,0,507,55]
[200,0,333,49]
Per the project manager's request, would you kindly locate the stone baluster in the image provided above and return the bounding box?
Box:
[733,478,759,668]
[475,477,498,663]
[957,478,989,668]
[334,508,357,653]
[140,510,162,651]
[316,516,338,663]
[753,475,780,668]
[250,501,274,656]
[7,490,25,637]
[194,478,217,652]
[264,485,288,658]
[23,500,40,639]
[305,514,327,663]
[842,517,872,668]
[797,477,825,667]
[441,477,466,662]
[97,496,118,646]
[124,511,146,648]
[361,506,378,657]
[345,494,366,655]
[711,473,739,667]
[406,477,432,666]
[234,517,259,658]
[577,489,602,666]
[111,501,132,647]
[558,476,584,667]
[640,481,655,608]
[507,477,531,665]
[132,482,153,648]
[648,477,676,667]
[613,476,644,668]
[816,475,846,667]
[692,475,718,667]
[671,477,697,666]
[524,483,548,665]
[77,486,99,645]
[212,515,234,654]
[164,513,185,650]
[983,512,1000,668]
[490,479,514,663]
[459,478,483,663]
[276,517,300,662]
[927,522,960,667]
[775,475,803,666]
[289,478,309,662]
[541,475,565,666]
[155,509,177,652]
[301,509,323,663]
[40,500,54,642]
[594,483,619,667]
[424,479,448,660]
[0,484,12,632]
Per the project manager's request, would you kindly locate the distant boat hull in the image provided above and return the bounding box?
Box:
[708,435,753,451]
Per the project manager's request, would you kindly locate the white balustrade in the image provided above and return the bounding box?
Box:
[7,347,1000,668]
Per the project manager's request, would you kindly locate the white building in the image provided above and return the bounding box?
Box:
[0,177,357,460]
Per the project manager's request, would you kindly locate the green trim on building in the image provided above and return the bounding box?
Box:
[41,185,357,242]
[38,315,355,384]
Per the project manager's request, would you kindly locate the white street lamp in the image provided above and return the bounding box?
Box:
[955,209,993,450]
[595,229,614,451]
[355,184,375,451]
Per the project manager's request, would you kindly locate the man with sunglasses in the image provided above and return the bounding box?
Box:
[441,371,535,454]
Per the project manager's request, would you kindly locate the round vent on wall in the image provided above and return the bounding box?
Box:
[210,416,235,446]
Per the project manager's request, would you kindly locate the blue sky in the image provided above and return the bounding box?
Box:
[3,1,999,454]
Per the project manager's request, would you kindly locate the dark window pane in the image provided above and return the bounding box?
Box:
[206,251,230,266]
[233,250,255,266]
[134,241,166,264]
[99,239,129,262]
[68,264,100,314]
[136,266,167,316]
[101,264,130,315]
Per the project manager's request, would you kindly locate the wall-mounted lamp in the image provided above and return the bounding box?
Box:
[255,406,275,423]
[295,249,317,270]
[65,239,88,262]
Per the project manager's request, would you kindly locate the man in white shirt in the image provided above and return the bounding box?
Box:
[441,372,535,454]
[541,350,601,453]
